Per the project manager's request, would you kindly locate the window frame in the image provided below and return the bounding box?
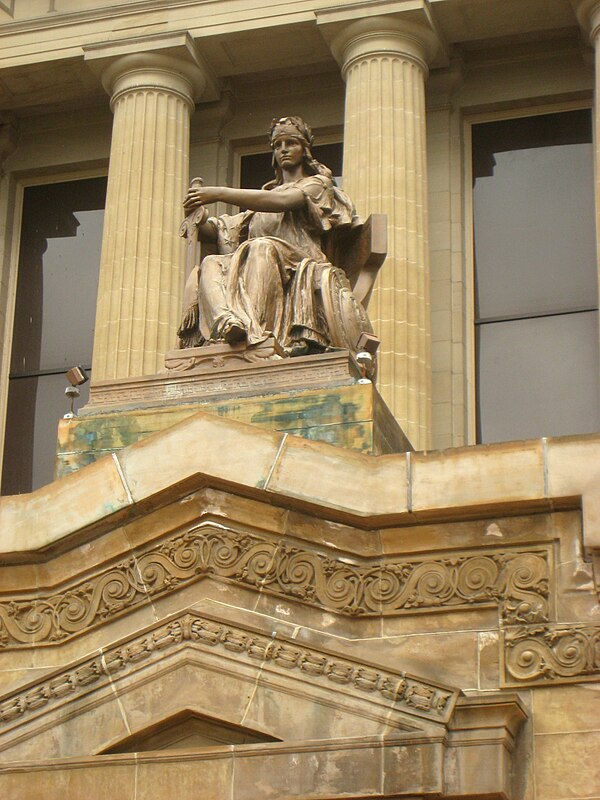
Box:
[0,164,108,487]
[463,99,595,445]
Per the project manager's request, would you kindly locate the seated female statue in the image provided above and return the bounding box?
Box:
[178,116,374,357]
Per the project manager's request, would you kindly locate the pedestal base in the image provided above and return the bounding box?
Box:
[56,346,411,479]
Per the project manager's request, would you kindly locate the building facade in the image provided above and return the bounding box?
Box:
[0,1,599,798]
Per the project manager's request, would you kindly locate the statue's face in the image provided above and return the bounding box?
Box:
[272,137,304,169]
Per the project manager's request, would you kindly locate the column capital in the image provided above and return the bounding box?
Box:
[317,4,443,77]
[572,0,600,42]
[84,31,219,108]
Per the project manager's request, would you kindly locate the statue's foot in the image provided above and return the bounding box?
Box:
[287,340,309,357]
[222,320,246,345]
[285,338,326,357]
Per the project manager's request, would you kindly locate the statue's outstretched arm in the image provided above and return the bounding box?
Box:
[184,184,304,214]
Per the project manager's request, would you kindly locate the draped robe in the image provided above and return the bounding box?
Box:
[179,174,368,353]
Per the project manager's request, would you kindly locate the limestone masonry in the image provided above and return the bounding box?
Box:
[0,2,599,799]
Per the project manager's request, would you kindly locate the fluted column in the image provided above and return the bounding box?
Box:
[85,39,206,380]
[330,17,438,450]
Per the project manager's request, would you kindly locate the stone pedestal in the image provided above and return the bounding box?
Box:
[56,348,412,479]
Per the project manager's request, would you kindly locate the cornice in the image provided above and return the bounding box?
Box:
[0,607,458,734]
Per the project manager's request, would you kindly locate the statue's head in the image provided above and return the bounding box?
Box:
[266,116,333,186]
[269,116,314,149]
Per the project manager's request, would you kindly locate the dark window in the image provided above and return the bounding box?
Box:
[2,176,107,494]
[240,142,343,190]
[472,110,599,443]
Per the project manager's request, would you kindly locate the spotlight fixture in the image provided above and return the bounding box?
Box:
[64,365,89,418]
[355,332,380,384]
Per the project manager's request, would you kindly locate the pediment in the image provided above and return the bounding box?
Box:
[100,709,280,754]
[0,607,457,762]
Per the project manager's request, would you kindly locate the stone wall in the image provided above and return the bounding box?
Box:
[0,413,598,798]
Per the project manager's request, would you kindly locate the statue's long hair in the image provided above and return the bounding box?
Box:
[263,116,333,189]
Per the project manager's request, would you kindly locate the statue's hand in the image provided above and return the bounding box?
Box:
[183,187,203,213]
[183,185,222,213]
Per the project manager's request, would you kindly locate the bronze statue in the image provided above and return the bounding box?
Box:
[178,116,382,360]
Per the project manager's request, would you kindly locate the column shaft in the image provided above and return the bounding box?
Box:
[91,53,202,381]
[335,18,436,449]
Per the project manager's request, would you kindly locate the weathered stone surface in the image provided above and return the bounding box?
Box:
[0,415,599,799]
[532,684,600,735]
[534,730,600,800]
[0,455,133,557]
[86,349,360,408]
[411,439,547,519]
[546,436,600,552]
[57,372,410,479]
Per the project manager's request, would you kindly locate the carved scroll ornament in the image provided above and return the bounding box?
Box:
[0,524,550,650]
[504,624,600,684]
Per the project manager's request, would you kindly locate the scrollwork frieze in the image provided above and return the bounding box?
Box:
[0,524,551,649]
[503,624,600,684]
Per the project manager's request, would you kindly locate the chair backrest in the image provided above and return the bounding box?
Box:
[322,213,387,309]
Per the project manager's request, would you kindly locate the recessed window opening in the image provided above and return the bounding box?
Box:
[239,141,343,193]
[1,176,107,495]
[472,109,600,443]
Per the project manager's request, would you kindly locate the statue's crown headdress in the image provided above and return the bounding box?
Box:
[269,116,314,148]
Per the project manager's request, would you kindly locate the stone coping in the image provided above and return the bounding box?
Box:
[0,411,599,560]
